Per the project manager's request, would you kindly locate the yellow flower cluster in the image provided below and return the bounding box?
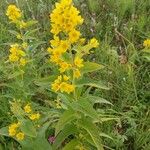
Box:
[24,104,32,113]
[9,44,27,66]
[6,5,27,28]
[8,122,25,140]
[52,75,74,94]
[48,0,99,94]
[6,5,29,67]
[143,39,150,48]
[47,36,72,73]
[6,5,21,22]
[23,104,40,121]
[89,38,99,48]
[50,0,83,35]
[29,113,40,120]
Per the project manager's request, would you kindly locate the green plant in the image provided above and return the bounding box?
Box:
[0,1,119,149]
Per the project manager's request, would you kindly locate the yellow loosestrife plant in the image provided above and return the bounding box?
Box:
[0,1,118,150]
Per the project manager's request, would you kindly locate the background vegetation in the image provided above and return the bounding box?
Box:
[0,0,150,149]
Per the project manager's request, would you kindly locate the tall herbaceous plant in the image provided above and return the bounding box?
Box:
[48,0,99,95]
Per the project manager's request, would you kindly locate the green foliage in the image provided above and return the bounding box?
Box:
[0,0,149,149]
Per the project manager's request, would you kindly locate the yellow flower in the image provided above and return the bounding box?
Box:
[19,20,27,28]
[16,132,25,141]
[51,75,62,92]
[60,40,70,52]
[9,126,17,136]
[50,36,60,48]
[69,29,81,43]
[52,82,60,92]
[74,69,81,78]
[9,44,26,64]
[24,104,32,113]
[9,128,16,136]
[9,44,19,53]
[79,38,86,45]
[66,84,75,94]
[59,62,71,73]
[50,24,61,35]
[55,75,62,83]
[29,113,40,121]
[9,54,19,62]
[20,58,27,66]
[50,0,83,35]
[52,48,63,56]
[51,75,74,93]
[16,34,22,39]
[61,0,72,6]
[47,47,53,53]
[74,56,84,68]
[63,75,70,81]
[6,5,21,22]
[8,122,20,136]
[22,42,28,49]
[60,82,74,94]
[89,38,99,48]
[143,39,150,48]
[50,54,61,64]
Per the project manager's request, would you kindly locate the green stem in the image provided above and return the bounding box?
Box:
[69,45,77,101]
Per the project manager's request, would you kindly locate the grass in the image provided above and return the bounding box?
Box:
[0,0,150,149]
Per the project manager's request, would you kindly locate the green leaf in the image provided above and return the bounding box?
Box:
[28,41,46,51]
[20,137,52,150]
[0,126,9,137]
[55,109,77,135]
[87,0,99,12]
[31,137,52,150]
[34,75,56,88]
[71,98,99,121]
[38,121,52,137]
[101,117,119,122]
[81,62,104,74]
[26,20,38,27]
[24,28,40,36]
[58,93,73,105]
[8,70,24,79]
[87,95,113,106]
[142,48,150,53]
[20,120,37,138]
[21,121,52,150]
[76,79,110,90]
[78,117,104,150]
[100,133,113,140]
[8,30,19,36]
[63,139,79,150]
[142,55,150,61]
[53,124,77,149]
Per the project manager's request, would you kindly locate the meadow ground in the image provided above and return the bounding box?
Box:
[0,0,150,150]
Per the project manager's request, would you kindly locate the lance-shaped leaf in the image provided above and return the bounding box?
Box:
[63,139,79,150]
[76,78,110,90]
[20,120,37,138]
[70,98,99,121]
[55,109,78,135]
[81,62,104,74]
[53,124,77,149]
[87,95,113,106]
[78,117,104,150]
